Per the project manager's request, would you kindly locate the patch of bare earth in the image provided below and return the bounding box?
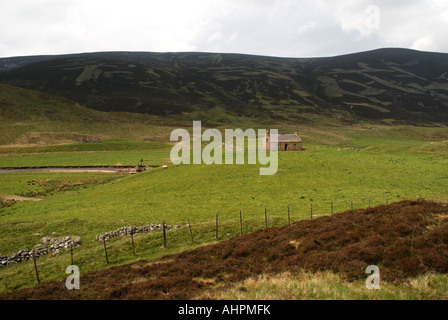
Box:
[0,195,42,202]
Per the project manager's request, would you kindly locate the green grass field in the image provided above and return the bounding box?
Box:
[206,271,448,300]
[0,139,172,167]
[1,130,448,298]
[0,150,171,167]
[0,171,124,197]
[0,139,171,154]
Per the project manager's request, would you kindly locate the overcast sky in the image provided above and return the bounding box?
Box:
[1,0,447,58]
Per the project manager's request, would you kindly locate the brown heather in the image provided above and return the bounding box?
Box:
[2,200,447,300]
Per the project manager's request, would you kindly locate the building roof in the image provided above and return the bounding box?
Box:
[278,134,302,142]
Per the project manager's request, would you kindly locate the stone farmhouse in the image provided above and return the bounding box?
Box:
[264,131,302,151]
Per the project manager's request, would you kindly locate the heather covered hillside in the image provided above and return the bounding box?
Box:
[2,200,447,300]
[1,48,447,125]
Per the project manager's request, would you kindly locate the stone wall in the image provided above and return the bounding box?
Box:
[278,141,303,151]
[96,223,183,241]
[1,223,183,267]
[81,138,101,143]
[0,236,81,267]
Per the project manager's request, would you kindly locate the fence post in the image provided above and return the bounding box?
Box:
[310,202,313,220]
[70,241,74,265]
[103,239,109,264]
[239,211,243,235]
[265,207,268,229]
[33,254,40,284]
[351,200,353,210]
[288,206,291,225]
[215,212,219,240]
[187,218,194,243]
[162,221,167,248]
[131,232,135,256]
[386,197,388,205]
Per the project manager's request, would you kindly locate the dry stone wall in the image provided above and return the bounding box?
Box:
[1,236,81,267]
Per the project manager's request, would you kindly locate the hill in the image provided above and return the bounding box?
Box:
[2,200,447,299]
[0,83,175,145]
[0,48,447,126]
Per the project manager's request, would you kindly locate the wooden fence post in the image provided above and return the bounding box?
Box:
[239,211,243,235]
[33,254,40,284]
[131,232,135,256]
[386,197,388,205]
[351,200,353,210]
[215,212,219,240]
[188,218,194,243]
[162,220,167,248]
[310,202,313,220]
[70,241,74,265]
[265,207,268,229]
[103,239,109,264]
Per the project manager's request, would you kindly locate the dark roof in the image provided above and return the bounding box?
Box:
[278,134,301,142]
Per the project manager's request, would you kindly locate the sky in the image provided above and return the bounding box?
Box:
[0,0,447,58]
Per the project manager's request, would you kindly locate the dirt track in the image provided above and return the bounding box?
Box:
[2,200,447,300]
[0,166,137,174]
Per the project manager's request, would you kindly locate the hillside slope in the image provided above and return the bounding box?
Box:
[2,200,447,300]
[0,83,170,145]
[0,49,447,125]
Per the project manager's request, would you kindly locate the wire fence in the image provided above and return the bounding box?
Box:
[1,192,445,288]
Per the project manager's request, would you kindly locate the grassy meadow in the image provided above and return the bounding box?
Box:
[1,126,448,298]
[206,271,448,300]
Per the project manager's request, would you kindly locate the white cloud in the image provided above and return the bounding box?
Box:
[0,0,447,58]
[412,36,434,51]
[317,0,448,52]
[297,21,316,35]
[228,32,238,43]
